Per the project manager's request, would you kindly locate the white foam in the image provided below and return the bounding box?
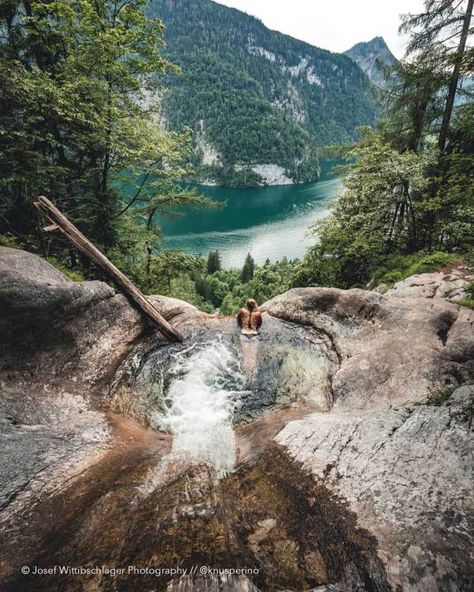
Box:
[144,342,248,492]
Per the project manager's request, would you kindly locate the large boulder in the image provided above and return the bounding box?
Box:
[0,246,199,389]
[262,287,474,409]
[262,286,474,591]
[0,247,202,522]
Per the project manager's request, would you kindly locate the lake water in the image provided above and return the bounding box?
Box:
[159,161,341,268]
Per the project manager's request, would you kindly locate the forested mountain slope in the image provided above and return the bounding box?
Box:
[148,0,378,186]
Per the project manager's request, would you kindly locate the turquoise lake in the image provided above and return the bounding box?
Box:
[159,161,341,268]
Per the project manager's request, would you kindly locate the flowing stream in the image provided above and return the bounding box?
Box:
[137,341,250,498]
[154,342,248,476]
[0,320,391,592]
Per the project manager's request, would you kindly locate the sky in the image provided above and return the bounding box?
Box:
[214,0,426,58]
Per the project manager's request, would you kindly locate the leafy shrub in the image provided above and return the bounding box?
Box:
[370,251,462,287]
[410,252,459,275]
[458,298,474,310]
[425,384,457,406]
[464,282,474,298]
[0,233,21,248]
[46,257,86,282]
[378,270,404,284]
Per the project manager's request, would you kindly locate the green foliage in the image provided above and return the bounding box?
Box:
[0,234,21,249]
[45,257,86,282]
[294,130,438,288]
[2,0,472,314]
[425,384,457,406]
[0,0,216,284]
[172,254,294,313]
[458,299,474,310]
[294,1,473,292]
[241,253,255,283]
[148,0,378,185]
[0,0,178,252]
[206,250,221,274]
[412,252,460,273]
[465,282,474,298]
[380,57,444,152]
[400,0,474,153]
[296,97,473,289]
[167,274,213,313]
[369,252,460,287]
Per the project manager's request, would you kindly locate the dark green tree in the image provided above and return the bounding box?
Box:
[0,0,176,251]
[0,0,216,287]
[400,0,474,152]
[207,250,222,274]
[241,253,255,283]
[380,57,444,152]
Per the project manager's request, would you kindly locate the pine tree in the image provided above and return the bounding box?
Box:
[241,253,255,283]
[400,0,474,152]
[207,250,221,274]
[380,57,444,152]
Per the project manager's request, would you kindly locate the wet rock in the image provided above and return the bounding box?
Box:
[304,550,328,584]
[449,383,474,405]
[166,575,261,591]
[276,387,474,590]
[0,247,199,519]
[1,445,389,592]
[0,385,109,519]
[275,348,332,411]
[248,518,277,553]
[1,249,472,592]
[0,246,142,388]
[109,315,336,426]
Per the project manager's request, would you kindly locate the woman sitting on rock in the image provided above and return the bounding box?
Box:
[237,298,262,338]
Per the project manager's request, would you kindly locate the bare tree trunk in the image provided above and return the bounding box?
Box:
[438,0,473,152]
[145,208,156,282]
[34,196,183,343]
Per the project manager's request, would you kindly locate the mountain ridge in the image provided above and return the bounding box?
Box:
[149,0,379,186]
[344,36,397,88]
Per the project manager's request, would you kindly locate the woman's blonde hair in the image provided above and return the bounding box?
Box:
[246,298,258,311]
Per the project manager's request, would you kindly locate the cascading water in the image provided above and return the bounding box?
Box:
[137,341,249,497]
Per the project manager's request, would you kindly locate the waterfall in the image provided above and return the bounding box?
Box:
[137,341,249,498]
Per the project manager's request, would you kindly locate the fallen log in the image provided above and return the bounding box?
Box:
[34,195,184,343]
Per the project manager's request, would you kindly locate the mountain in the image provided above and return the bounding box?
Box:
[148,0,379,186]
[344,37,397,88]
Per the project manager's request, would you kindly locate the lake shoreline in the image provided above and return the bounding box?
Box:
[160,162,341,268]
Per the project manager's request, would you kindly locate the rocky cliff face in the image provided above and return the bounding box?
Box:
[344,37,397,88]
[0,247,473,592]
